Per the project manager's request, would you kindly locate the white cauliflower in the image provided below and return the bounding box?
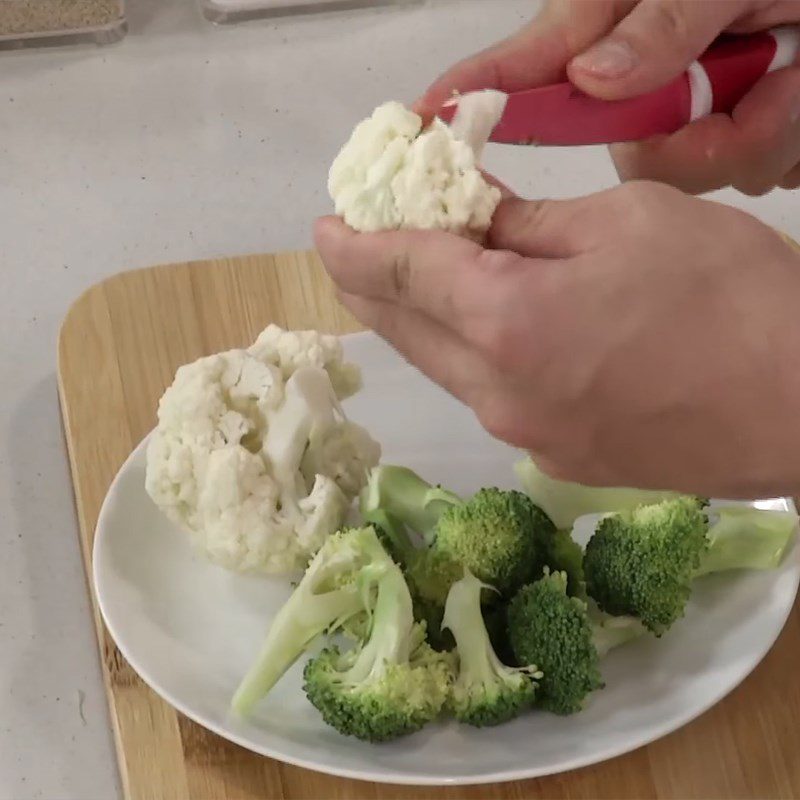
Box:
[328,90,507,237]
[145,325,381,574]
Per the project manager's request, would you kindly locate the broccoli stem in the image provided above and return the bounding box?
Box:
[340,564,413,683]
[443,570,539,726]
[232,526,393,717]
[588,604,647,657]
[514,457,678,530]
[231,587,364,716]
[362,507,416,566]
[361,464,461,543]
[694,506,798,577]
[443,571,513,684]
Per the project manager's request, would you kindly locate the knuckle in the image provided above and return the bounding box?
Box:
[649,1,690,46]
[388,249,412,300]
[542,456,604,487]
[476,396,552,452]
[779,173,800,190]
[732,125,788,196]
[319,231,350,277]
[747,113,786,152]
[476,396,519,445]
[512,199,558,240]
[475,322,522,373]
[733,173,776,197]
[534,432,602,485]
[475,247,525,276]
[610,180,678,229]
[472,305,548,377]
[469,251,548,373]
[621,179,677,204]
[531,456,577,484]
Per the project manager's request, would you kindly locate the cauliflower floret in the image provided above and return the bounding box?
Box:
[328,92,506,237]
[391,123,500,235]
[249,324,361,400]
[145,326,381,574]
[302,420,381,499]
[295,475,350,554]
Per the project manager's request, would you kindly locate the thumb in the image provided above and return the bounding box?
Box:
[414,0,624,122]
[567,0,748,100]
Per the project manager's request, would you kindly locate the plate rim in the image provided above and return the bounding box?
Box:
[92,334,800,787]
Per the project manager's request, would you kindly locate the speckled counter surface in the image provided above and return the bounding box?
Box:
[1,1,798,797]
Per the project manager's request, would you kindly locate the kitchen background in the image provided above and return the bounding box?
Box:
[1,1,798,797]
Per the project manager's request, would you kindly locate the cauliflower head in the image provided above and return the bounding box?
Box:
[145,325,381,574]
[328,91,507,238]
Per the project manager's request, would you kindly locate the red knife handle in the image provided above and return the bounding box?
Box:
[438,26,799,146]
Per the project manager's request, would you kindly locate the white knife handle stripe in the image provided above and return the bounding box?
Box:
[768,26,800,71]
[687,61,713,121]
[687,26,798,123]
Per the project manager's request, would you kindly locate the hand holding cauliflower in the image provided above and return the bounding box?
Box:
[328,91,507,238]
[145,325,381,574]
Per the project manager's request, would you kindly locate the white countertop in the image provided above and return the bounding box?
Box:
[1,1,797,797]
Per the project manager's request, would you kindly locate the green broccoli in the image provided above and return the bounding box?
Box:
[506,570,645,715]
[231,526,390,717]
[696,504,798,575]
[540,528,586,599]
[361,464,551,597]
[482,601,515,667]
[361,464,461,541]
[365,506,461,650]
[442,570,541,727]
[515,456,679,529]
[584,498,798,635]
[588,601,648,657]
[302,554,454,742]
[506,570,603,715]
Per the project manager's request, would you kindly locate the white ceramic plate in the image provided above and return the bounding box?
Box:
[93,332,799,786]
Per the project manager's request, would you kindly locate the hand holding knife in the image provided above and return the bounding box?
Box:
[437,26,800,147]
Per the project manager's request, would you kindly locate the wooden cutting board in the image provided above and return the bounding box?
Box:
[57,249,800,800]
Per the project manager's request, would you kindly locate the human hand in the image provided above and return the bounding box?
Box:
[315,182,800,499]
[415,0,800,195]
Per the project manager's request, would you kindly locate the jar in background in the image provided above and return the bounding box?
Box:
[0,0,126,49]
[201,0,419,25]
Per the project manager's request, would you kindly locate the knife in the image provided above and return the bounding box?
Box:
[437,26,800,146]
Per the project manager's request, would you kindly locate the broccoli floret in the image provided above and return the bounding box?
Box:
[442,571,541,727]
[302,557,454,742]
[515,456,679,529]
[436,488,550,596]
[537,527,586,599]
[231,526,390,717]
[362,464,550,597]
[404,550,463,651]
[584,498,797,635]
[364,505,461,649]
[584,496,707,635]
[507,570,603,715]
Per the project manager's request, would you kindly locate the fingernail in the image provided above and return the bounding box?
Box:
[314,215,341,234]
[572,38,638,79]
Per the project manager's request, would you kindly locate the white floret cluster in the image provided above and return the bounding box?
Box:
[328,91,507,238]
[145,324,381,574]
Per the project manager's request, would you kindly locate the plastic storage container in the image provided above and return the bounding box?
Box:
[202,0,419,25]
[0,0,126,49]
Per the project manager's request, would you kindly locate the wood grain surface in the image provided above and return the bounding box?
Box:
[57,248,800,800]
